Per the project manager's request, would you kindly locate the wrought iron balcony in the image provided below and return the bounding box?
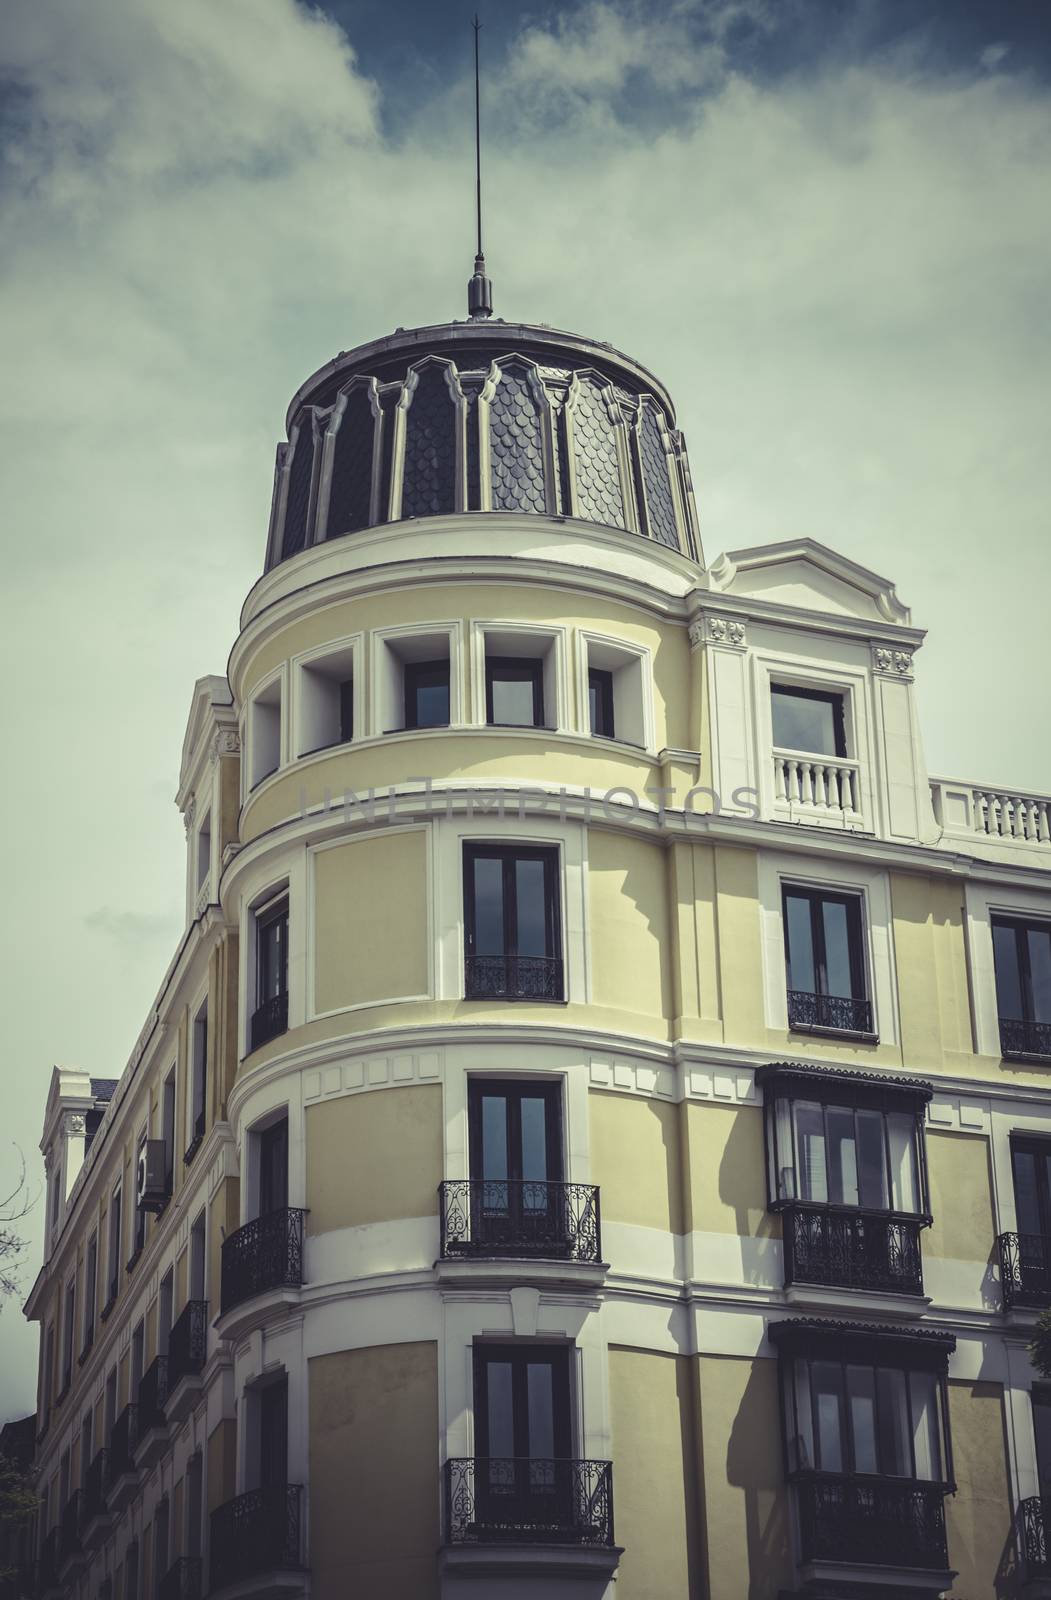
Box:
[58,1494,81,1566]
[157,1557,202,1600]
[788,989,875,1038]
[81,1449,109,1525]
[137,1355,168,1433]
[1021,1494,1051,1574]
[999,1017,1051,1061]
[793,1472,949,1571]
[998,1232,1051,1311]
[109,1403,138,1478]
[439,1181,601,1262]
[209,1485,302,1591]
[782,1204,925,1297]
[444,1458,614,1547]
[220,1208,306,1316]
[168,1299,207,1390]
[250,992,288,1052]
[465,955,564,1002]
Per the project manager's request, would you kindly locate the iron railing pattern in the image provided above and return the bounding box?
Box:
[1021,1495,1051,1573]
[1000,1018,1051,1060]
[794,1473,949,1570]
[788,990,874,1036]
[250,993,288,1052]
[109,1403,138,1479]
[782,1205,924,1296]
[137,1355,168,1434]
[220,1208,306,1316]
[167,1299,208,1390]
[209,1485,302,1590]
[998,1232,1051,1311]
[80,1450,109,1525]
[439,1181,601,1262]
[444,1458,614,1546]
[465,955,564,1002]
[157,1557,202,1600]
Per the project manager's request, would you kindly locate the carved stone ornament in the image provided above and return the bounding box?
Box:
[213,728,241,759]
[64,1113,87,1138]
[184,795,197,832]
[689,614,747,651]
[871,644,913,677]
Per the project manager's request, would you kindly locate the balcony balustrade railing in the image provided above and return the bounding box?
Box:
[57,1495,81,1566]
[209,1485,302,1591]
[167,1299,208,1390]
[439,1181,601,1262]
[137,1355,168,1434]
[930,778,1051,849]
[109,1403,138,1478]
[998,1232,1051,1312]
[782,1205,925,1297]
[157,1557,202,1600]
[220,1209,306,1317]
[787,989,874,1037]
[793,1472,948,1570]
[999,1018,1051,1061]
[465,955,564,1002]
[250,992,288,1052]
[774,750,861,816]
[1020,1495,1051,1574]
[81,1450,109,1525]
[444,1458,614,1547]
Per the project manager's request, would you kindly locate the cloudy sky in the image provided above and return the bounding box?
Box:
[1,0,1049,1417]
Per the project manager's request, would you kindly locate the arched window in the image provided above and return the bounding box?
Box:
[325,387,373,540]
[638,401,679,550]
[281,414,316,559]
[569,376,624,529]
[489,363,546,513]
[401,364,456,520]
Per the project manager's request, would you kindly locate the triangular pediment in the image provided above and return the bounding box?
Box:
[702,539,911,625]
[178,674,234,794]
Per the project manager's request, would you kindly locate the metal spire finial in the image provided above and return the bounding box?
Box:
[467,14,493,320]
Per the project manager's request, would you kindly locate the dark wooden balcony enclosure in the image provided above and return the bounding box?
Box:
[794,1472,949,1571]
[220,1208,306,1316]
[209,1485,302,1591]
[439,1181,601,1262]
[998,1232,1051,1311]
[444,1458,614,1547]
[465,955,564,1002]
[157,1557,202,1600]
[782,1204,925,1296]
[167,1299,208,1390]
[250,992,288,1051]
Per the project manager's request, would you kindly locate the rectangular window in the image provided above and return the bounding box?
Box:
[339,677,354,742]
[186,1004,207,1162]
[162,1069,176,1193]
[783,885,873,1037]
[41,1324,55,1421]
[295,639,359,755]
[106,1183,123,1306]
[783,1353,946,1482]
[772,684,847,758]
[486,656,544,728]
[259,1377,289,1489]
[781,1100,921,1213]
[60,1282,75,1394]
[582,637,648,747]
[196,811,211,894]
[249,679,282,789]
[251,896,289,1050]
[404,659,450,729]
[258,1116,289,1218]
[463,844,563,1001]
[82,1233,97,1356]
[587,668,615,739]
[132,1130,148,1260]
[466,1081,566,1251]
[1033,1388,1051,1499]
[992,916,1051,1059]
[1010,1137,1051,1305]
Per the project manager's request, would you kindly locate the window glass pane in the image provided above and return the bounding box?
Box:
[489,662,541,727]
[846,1365,878,1474]
[412,672,449,727]
[526,1361,555,1458]
[993,923,1024,1019]
[876,1367,910,1476]
[520,1097,548,1185]
[515,858,548,957]
[785,895,816,993]
[774,1096,796,1201]
[1032,1389,1051,1497]
[826,1107,859,1207]
[794,1103,827,1203]
[339,678,354,743]
[856,1110,889,1210]
[772,688,841,757]
[472,857,505,956]
[1030,927,1051,1024]
[812,1362,845,1473]
[481,1096,508,1184]
[909,1371,942,1481]
[887,1113,920,1213]
[486,1361,515,1457]
[1013,1149,1043,1238]
[821,899,854,998]
[589,670,614,738]
[792,1362,815,1471]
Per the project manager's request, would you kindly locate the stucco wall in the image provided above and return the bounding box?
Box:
[313,829,429,1013]
[924,1129,995,1265]
[306,1084,442,1233]
[589,1091,683,1234]
[587,829,672,1026]
[683,1101,776,1239]
[945,1379,1012,1597]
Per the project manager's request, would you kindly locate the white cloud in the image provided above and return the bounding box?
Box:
[1,0,1049,1415]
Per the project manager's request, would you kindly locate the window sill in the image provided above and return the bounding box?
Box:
[1001,1051,1051,1067]
[789,1022,880,1046]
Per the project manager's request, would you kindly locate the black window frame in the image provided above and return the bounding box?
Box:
[463,843,564,1002]
[587,668,615,740]
[485,655,545,729]
[185,1006,208,1165]
[259,1375,289,1490]
[468,1080,564,1186]
[473,1343,573,1461]
[258,1116,290,1218]
[782,883,875,1041]
[771,682,848,759]
[403,658,450,730]
[251,895,290,1052]
[338,677,354,744]
[992,914,1051,1061]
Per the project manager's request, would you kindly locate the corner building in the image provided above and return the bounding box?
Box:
[19,309,1051,1600]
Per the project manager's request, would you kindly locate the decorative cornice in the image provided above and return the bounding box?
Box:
[689,612,748,651]
[755,1060,934,1103]
[871,643,914,679]
[212,728,241,760]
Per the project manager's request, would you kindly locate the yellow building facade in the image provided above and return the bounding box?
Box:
[17,313,1051,1600]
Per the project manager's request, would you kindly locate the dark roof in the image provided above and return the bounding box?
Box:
[0,1414,37,1465]
[90,1078,118,1101]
